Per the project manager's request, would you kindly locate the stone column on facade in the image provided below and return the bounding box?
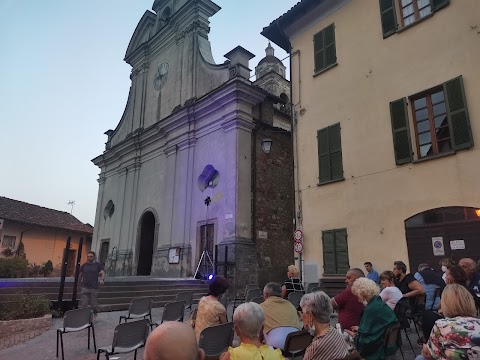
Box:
[92,173,106,256]
[128,149,142,274]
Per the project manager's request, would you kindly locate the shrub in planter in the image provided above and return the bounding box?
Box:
[42,260,53,277]
[0,257,28,278]
[1,248,14,257]
[0,293,51,320]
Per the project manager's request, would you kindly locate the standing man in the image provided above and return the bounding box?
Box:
[364,262,379,284]
[331,268,365,331]
[79,251,105,316]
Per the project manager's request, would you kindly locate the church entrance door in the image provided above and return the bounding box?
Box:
[137,211,156,276]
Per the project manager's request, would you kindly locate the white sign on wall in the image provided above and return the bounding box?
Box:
[432,237,445,256]
[258,231,268,239]
[450,240,465,250]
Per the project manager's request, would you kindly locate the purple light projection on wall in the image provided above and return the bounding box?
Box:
[197,165,220,192]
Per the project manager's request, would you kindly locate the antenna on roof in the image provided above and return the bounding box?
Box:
[67,200,75,215]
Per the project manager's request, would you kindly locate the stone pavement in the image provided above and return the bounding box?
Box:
[0,304,421,360]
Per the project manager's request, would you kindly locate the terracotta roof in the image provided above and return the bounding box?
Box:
[261,0,323,51]
[0,197,93,234]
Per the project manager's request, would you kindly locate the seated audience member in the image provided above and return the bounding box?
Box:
[260,282,301,350]
[420,265,480,344]
[331,268,365,330]
[347,278,399,360]
[439,258,454,283]
[195,275,228,341]
[282,265,304,298]
[300,291,350,360]
[364,262,380,284]
[379,271,403,310]
[220,302,283,360]
[459,258,480,292]
[414,263,445,311]
[415,284,480,360]
[393,260,425,307]
[144,321,205,360]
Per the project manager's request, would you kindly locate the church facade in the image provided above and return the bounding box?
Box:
[91,0,293,292]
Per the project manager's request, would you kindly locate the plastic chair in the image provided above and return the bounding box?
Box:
[219,293,229,309]
[198,322,234,360]
[97,319,149,360]
[264,326,299,350]
[161,301,185,323]
[250,296,264,304]
[310,286,322,293]
[384,323,404,360]
[56,308,96,360]
[176,291,194,311]
[287,291,303,309]
[430,287,443,311]
[282,330,313,359]
[119,297,153,324]
[245,288,263,302]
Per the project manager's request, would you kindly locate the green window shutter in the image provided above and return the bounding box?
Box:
[322,230,336,274]
[329,124,343,180]
[379,0,397,38]
[334,229,349,275]
[390,98,413,165]
[324,24,336,68]
[314,31,325,72]
[430,0,450,12]
[318,128,331,183]
[443,76,473,151]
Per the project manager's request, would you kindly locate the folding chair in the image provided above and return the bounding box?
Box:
[56,308,96,360]
[250,296,264,304]
[119,297,153,324]
[287,291,303,309]
[310,286,322,293]
[384,323,404,360]
[198,322,234,360]
[176,291,194,311]
[282,330,313,359]
[245,288,263,302]
[97,319,149,360]
[219,293,229,309]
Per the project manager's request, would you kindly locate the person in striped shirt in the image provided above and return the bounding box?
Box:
[282,265,305,298]
[300,291,350,360]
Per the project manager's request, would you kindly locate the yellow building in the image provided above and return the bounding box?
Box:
[0,197,92,276]
[263,0,480,281]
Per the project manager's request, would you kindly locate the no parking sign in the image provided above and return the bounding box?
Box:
[432,237,445,256]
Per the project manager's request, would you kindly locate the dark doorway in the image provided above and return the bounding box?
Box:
[66,250,76,277]
[405,207,480,271]
[199,223,215,261]
[99,241,109,266]
[137,212,156,276]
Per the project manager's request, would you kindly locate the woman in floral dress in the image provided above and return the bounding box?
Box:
[416,284,480,360]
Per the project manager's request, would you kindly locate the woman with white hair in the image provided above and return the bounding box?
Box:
[415,284,480,360]
[300,291,350,360]
[282,265,305,298]
[220,302,283,360]
[347,278,399,360]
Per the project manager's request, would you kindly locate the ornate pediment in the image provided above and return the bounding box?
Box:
[125,11,156,62]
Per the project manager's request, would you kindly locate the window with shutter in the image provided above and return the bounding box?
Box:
[379,0,449,37]
[317,123,344,184]
[392,75,472,162]
[322,229,349,275]
[313,24,336,74]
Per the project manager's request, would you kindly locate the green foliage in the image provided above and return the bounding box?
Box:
[43,260,53,276]
[0,293,51,320]
[15,241,26,259]
[0,257,29,278]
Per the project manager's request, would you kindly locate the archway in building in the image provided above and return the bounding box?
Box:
[405,206,480,272]
[137,211,156,276]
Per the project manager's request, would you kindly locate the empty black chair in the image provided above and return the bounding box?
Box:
[250,296,264,304]
[282,330,313,359]
[57,308,96,360]
[245,288,263,302]
[287,291,303,309]
[305,283,320,293]
[97,319,149,360]
[176,291,194,311]
[394,300,416,355]
[383,323,404,360]
[233,285,259,311]
[119,297,153,324]
[198,322,234,360]
[161,301,186,323]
